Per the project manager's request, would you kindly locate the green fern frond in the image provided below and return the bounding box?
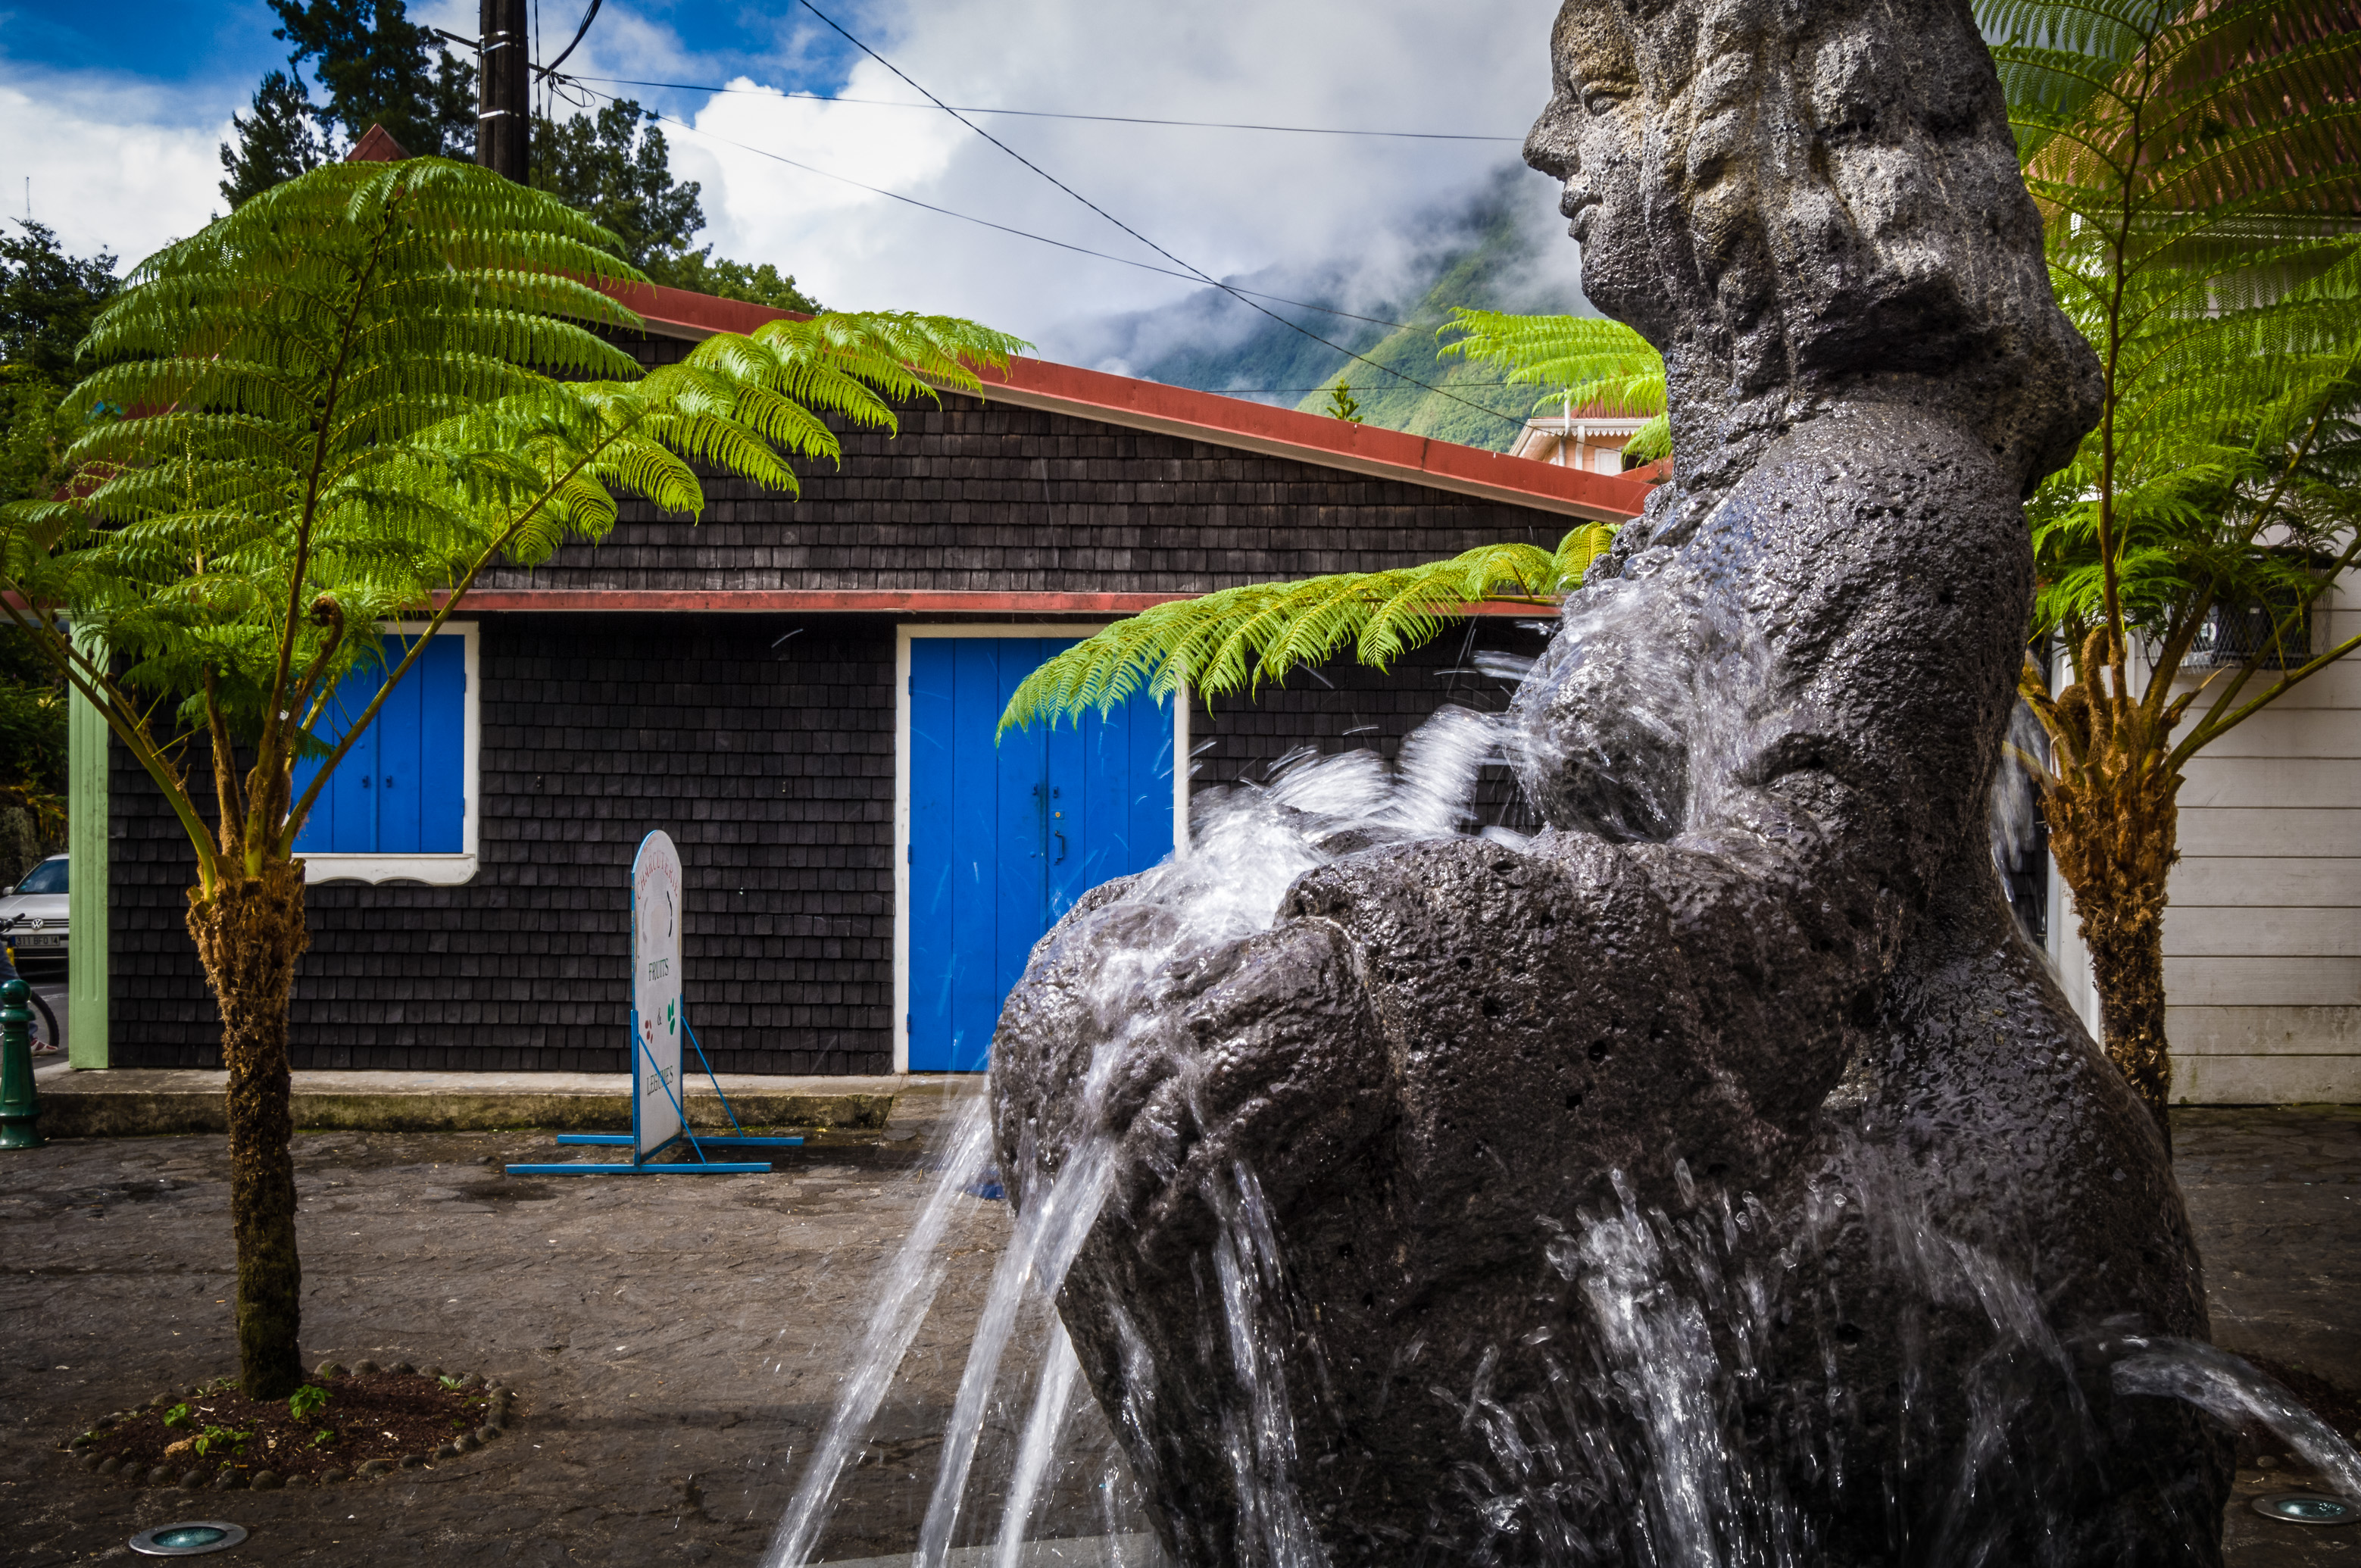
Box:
[1436,308,1668,460]
[998,528,1610,735]
[0,155,1025,882]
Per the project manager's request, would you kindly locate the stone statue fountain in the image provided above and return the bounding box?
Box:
[984,0,2240,1562]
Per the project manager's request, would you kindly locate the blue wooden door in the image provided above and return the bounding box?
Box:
[291,636,467,854]
[907,637,1173,1072]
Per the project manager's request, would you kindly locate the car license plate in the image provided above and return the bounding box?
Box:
[11,933,61,947]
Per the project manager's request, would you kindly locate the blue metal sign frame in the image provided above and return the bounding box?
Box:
[507,831,806,1176]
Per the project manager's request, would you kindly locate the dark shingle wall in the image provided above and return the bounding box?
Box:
[476,336,1569,596]
[111,615,899,1073]
[105,338,1590,1073]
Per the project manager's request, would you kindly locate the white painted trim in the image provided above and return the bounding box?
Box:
[893,628,913,1075]
[892,623,1182,1073]
[299,620,481,887]
[1173,681,1192,857]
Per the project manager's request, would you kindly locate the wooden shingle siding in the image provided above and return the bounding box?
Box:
[476,335,1574,598]
[2162,579,2360,1102]
[111,616,903,1073]
[102,331,1601,1072]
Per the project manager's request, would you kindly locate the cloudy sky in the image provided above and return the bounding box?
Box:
[0,0,1576,356]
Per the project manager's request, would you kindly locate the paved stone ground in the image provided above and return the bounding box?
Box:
[2184,1107,2361,1568]
[1,1099,2353,1565]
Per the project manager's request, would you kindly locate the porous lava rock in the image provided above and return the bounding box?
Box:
[991,0,2232,1562]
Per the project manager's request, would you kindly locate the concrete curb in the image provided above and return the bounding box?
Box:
[36,1089,896,1140]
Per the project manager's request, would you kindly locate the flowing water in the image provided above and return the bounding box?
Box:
[764,612,2361,1566]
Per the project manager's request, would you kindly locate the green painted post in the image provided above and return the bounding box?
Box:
[67,621,108,1069]
[0,978,41,1149]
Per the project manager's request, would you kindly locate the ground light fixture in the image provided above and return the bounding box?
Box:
[128,1521,249,1556]
[2252,1492,2361,1526]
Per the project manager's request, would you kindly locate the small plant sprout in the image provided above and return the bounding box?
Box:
[191,1424,251,1457]
[289,1382,331,1420]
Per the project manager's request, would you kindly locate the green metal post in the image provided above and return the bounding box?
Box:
[67,620,108,1069]
[0,978,42,1149]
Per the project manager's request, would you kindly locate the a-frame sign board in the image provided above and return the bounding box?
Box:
[508,830,803,1176]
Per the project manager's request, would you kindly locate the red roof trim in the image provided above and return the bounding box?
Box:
[604,283,1651,523]
[437,589,1549,617]
[607,280,807,341]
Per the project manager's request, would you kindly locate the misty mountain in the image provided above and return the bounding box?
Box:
[1048,165,1590,453]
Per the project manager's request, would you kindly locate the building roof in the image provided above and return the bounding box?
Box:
[612,280,1651,525]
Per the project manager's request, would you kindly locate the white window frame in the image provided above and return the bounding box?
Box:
[892,623,1189,1073]
[298,620,481,887]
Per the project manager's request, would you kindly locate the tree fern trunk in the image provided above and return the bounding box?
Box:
[186,864,311,1400]
[2047,767,2179,1154]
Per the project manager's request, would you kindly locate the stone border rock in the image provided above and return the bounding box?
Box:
[65,1361,518,1488]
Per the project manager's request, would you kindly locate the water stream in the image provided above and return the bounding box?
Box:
[763,621,2359,1566]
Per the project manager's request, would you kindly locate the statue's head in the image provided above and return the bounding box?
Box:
[1526,0,2100,498]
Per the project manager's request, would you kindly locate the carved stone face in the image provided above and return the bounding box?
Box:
[1525,2,1657,328]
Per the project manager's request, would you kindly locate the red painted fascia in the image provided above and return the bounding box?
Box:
[598,283,1651,522]
[609,280,808,341]
[438,589,1551,617]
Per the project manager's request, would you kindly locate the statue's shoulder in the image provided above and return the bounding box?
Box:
[1676,404,2019,563]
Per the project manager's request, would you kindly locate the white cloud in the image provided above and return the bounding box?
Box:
[0,70,230,264]
[644,0,1567,346]
[1,0,1578,348]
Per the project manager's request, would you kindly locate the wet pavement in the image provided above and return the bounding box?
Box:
[0,1097,2352,1565]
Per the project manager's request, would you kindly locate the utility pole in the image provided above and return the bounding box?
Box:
[477,0,530,183]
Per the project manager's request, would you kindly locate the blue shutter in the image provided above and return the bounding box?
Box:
[906,637,1173,1071]
[290,635,466,855]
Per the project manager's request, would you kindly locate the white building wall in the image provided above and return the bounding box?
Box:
[2047,573,2360,1104]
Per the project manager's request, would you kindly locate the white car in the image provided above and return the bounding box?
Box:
[2,854,68,961]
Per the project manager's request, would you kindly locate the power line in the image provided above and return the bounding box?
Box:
[790,0,1524,433]
[566,81,1424,333]
[566,77,1522,142]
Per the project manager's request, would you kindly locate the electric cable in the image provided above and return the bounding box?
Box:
[564,77,1522,142]
[539,0,602,81]
[790,0,1524,431]
[561,80,1426,333]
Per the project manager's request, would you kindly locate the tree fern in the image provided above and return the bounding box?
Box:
[0,155,1023,1398]
[1982,0,2361,1130]
[1436,308,1670,461]
[1000,525,1616,732]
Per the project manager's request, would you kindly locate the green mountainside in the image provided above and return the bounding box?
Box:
[1103,170,1586,453]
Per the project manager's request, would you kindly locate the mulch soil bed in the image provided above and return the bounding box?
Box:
[65,1362,516,1490]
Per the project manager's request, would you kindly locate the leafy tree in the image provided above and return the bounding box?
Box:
[1004,0,2361,1145]
[267,0,475,158]
[0,625,67,864]
[532,100,823,311]
[220,71,328,210]
[1323,378,1364,424]
[1986,0,2361,1134]
[657,255,823,314]
[0,222,108,882]
[1,221,121,384]
[0,158,1022,1396]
